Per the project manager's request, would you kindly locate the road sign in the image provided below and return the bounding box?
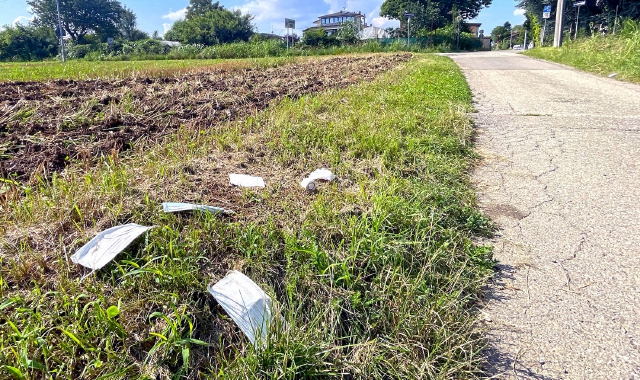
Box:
[543,5,552,18]
[107,37,114,48]
[573,1,585,6]
[284,18,295,29]
[405,12,414,18]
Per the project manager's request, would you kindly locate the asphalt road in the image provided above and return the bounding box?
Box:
[446,51,640,379]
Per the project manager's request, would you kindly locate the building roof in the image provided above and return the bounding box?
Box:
[318,10,362,18]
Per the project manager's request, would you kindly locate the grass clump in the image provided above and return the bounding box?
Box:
[0,54,493,378]
[525,19,640,83]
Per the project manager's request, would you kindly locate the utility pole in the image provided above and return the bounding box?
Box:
[55,0,66,62]
[524,30,528,49]
[405,13,414,46]
[575,2,581,40]
[553,0,565,47]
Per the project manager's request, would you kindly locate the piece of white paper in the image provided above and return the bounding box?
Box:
[300,168,335,189]
[229,174,265,188]
[308,168,335,182]
[71,224,154,271]
[208,271,272,346]
[162,202,232,214]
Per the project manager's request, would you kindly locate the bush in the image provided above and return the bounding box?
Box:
[167,44,205,59]
[301,29,339,48]
[0,25,58,61]
[197,40,289,59]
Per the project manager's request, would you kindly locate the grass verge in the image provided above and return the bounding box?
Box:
[525,20,640,83]
[0,54,493,379]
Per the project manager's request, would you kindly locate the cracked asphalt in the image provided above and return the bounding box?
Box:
[445,51,640,379]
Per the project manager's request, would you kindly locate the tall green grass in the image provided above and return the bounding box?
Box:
[0,56,299,82]
[0,55,493,378]
[525,19,640,83]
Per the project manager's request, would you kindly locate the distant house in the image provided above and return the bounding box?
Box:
[466,23,482,38]
[303,10,369,36]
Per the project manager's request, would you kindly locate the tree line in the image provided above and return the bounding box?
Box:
[491,0,639,50]
[0,0,255,61]
[1,0,498,61]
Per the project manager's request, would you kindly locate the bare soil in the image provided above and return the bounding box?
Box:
[0,54,411,181]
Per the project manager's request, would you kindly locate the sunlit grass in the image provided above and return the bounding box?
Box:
[525,19,640,83]
[0,56,302,82]
[0,54,493,379]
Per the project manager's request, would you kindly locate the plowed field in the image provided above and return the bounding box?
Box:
[0,54,411,181]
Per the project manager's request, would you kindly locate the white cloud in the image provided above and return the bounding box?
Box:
[162,8,187,22]
[234,0,320,34]
[162,23,172,35]
[371,16,396,29]
[236,0,283,23]
[513,9,526,16]
[12,15,34,27]
[323,0,341,13]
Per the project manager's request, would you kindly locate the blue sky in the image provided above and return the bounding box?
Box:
[0,0,525,37]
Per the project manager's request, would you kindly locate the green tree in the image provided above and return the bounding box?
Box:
[164,7,254,45]
[27,0,126,42]
[381,0,492,27]
[490,21,511,48]
[336,20,360,44]
[186,0,223,19]
[118,6,148,41]
[516,0,639,37]
[0,24,58,61]
[301,28,338,47]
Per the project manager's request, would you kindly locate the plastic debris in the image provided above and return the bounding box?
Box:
[300,178,317,191]
[208,271,272,346]
[162,202,233,215]
[229,174,265,188]
[608,73,617,78]
[300,168,335,190]
[71,223,154,273]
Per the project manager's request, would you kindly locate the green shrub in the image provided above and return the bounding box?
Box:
[0,25,59,61]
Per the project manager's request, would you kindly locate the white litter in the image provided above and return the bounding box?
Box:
[229,174,265,188]
[208,271,273,346]
[71,223,154,273]
[300,178,317,191]
[608,73,617,78]
[300,168,335,190]
[162,202,233,215]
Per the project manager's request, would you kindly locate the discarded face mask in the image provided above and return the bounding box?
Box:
[300,168,335,190]
[229,174,265,188]
[162,202,234,215]
[208,270,273,346]
[71,223,155,274]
